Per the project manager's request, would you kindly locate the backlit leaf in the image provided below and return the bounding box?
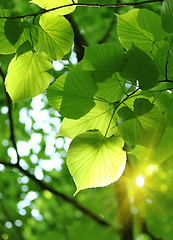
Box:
[30,0,77,15]
[161,0,173,33]
[37,12,74,60]
[82,42,126,82]
[5,51,52,102]
[4,19,24,45]
[0,19,15,54]
[96,76,126,102]
[58,101,116,138]
[120,45,159,90]
[46,71,97,119]
[67,131,126,194]
[117,98,165,148]
[116,9,165,54]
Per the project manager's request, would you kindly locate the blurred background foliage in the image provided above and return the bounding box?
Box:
[0,0,173,240]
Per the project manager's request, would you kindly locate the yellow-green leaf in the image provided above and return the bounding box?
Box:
[116,9,165,54]
[58,101,116,138]
[37,12,74,60]
[5,51,52,102]
[30,0,77,15]
[0,19,15,54]
[67,131,126,194]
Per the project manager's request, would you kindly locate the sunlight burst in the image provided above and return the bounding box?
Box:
[136,176,145,187]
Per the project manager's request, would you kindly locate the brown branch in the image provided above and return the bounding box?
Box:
[65,14,88,61]
[0,68,20,166]
[164,39,173,81]
[0,160,113,228]
[0,1,163,19]
[158,80,173,83]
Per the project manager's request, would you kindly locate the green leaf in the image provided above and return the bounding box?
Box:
[5,51,52,102]
[154,40,173,80]
[156,92,173,127]
[120,45,159,90]
[158,127,173,162]
[30,0,77,15]
[17,40,32,57]
[58,101,116,138]
[82,42,126,82]
[4,19,24,45]
[0,9,10,17]
[37,12,74,60]
[161,0,173,33]
[67,131,126,194]
[117,98,165,148]
[96,76,126,102]
[0,19,15,54]
[46,71,97,119]
[116,9,165,54]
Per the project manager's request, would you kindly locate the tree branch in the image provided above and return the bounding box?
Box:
[0,1,163,19]
[0,68,20,166]
[0,160,112,228]
[65,14,88,61]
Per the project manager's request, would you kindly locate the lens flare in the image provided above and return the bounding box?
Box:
[136,176,145,187]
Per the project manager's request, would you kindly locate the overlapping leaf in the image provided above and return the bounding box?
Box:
[82,42,126,82]
[154,40,173,80]
[67,131,126,194]
[0,19,15,54]
[116,9,165,54]
[46,71,97,119]
[96,75,126,102]
[161,0,173,33]
[120,45,159,90]
[37,12,74,60]
[117,98,165,148]
[5,51,52,102]
[58,101,116,138]
[30,0,77,15]
[4,19,24,45]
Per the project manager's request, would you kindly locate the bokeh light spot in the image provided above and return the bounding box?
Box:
[136,176,145,187]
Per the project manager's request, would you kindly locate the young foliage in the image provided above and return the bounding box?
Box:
[47,71,97,119]
[5,51,52,102]
[0,19,16,54]
[30,0,77,15]
[116,8,165,54]
[37,12,74,60]
[161,0,173,33]
[117,98,165,148]
[82,42,126,82]
[58,101,117,138]
[120,45,159,90]
[67,131,126,195]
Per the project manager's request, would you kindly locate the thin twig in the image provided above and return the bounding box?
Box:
[0,68,20,166]
[0,1,163,19]
[104,87,140,137]
[158,80,173,83]
[164,39,173,81]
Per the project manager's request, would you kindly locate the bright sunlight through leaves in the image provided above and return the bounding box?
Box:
[136,175,145,187]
